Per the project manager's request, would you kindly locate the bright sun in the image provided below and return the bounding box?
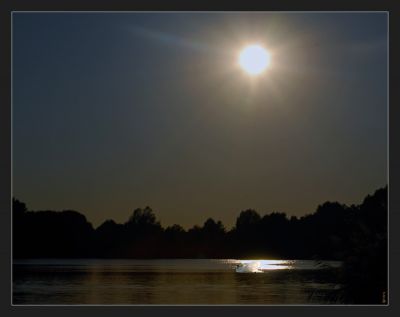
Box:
[239,44,271,76]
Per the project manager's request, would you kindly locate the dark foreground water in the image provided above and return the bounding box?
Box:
[13,259,342,305]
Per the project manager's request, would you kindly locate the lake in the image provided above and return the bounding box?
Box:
[13,259,343,305]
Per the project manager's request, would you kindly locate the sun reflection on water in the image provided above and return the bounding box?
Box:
[259,260,294,270]
[223,259,294,271]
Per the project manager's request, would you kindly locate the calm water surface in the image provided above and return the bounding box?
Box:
[13,259,342,305]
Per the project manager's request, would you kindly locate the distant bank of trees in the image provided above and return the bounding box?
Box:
[13,186,387,262]
[13,186,388,304]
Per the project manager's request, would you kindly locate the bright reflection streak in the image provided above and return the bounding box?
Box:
[252,260,293,270]
[223,259,294,271]
[259,260,294,270]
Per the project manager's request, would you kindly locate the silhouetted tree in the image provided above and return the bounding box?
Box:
[161,224,187,258]
[233,209,263,257]
[260,212,290,257]
[308,187,388,304]
[13,198,27,218]
[235,209,261,231]
[127,207,158,227]
[200,218,226,258]
[202,218,225,235]
[122,206,163,258]
[94,220,125,257]
[334,187,387,304]
[13,206,94,258]
[13,198,28,258]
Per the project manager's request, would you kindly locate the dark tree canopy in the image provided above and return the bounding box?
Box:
[127,207,158,226]
[235,209,261,230]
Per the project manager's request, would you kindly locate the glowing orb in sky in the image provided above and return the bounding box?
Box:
[239,45,271,75]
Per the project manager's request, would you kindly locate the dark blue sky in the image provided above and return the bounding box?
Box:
[13,12,387,229]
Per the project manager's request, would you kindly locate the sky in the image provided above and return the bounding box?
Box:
[12,12,388,229]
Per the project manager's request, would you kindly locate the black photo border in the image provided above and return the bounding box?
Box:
[1,0,399,316]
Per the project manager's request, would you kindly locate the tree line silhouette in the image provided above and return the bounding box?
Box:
[12,186,387,304]
[13,186,387,261]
